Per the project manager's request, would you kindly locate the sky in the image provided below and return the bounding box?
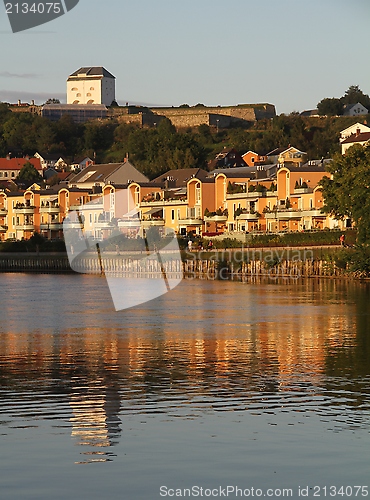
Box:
[0,0,369,115]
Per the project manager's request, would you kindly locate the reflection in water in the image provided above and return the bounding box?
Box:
[0,275,370,463]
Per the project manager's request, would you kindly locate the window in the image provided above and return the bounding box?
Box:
[86,93,92,97]
[71,87,78,91]
[90,87,94,91]
[171,209,175,221]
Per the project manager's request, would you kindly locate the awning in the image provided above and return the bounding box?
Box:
[143,207,163,216]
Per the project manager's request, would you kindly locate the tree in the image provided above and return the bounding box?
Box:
[44,98,61,104]
[17,162,43,185]
[317,97,343,116]
[320,144,370,244]
[340,85,370,109]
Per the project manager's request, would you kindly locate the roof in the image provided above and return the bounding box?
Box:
[209,166,256,179]
[266,147,287,156]
[343,102,368,112]
[208,148,247,170]
[36,153,66,161]
[71,156,93,164]
[68,67,115,79]
[151,168,209,186]
[69,161,148,185]
[300,109,319,117]
[0,157,42,171]
[278,164,327,173]
[340,122,370,136]
[42,104,107,111]
[341,132,370,144]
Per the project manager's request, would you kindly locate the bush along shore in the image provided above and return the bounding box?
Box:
[0,245,369,279]
[1,230,369,278]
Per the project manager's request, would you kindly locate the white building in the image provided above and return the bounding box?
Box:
[339,122,370,142]
[67,67,116,106]
[342,102,368,117]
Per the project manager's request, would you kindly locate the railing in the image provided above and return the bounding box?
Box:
[14,206,35,214]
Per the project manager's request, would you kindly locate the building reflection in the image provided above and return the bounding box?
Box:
[0,278,369,460]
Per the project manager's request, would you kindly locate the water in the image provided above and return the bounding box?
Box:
[0,274,369,499]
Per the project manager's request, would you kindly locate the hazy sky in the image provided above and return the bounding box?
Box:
[0,0,369,114]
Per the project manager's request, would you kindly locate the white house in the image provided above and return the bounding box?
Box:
[341,129,370,154]
[67,67,116,106]
[343,102,368,117]
[34,152,67,170]
[339,122,370,142]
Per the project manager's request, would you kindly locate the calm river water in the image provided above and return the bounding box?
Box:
[0,273,369,499]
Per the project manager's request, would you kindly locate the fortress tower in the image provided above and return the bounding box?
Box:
[67,67,116,106]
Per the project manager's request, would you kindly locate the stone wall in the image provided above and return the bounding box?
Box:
[110,103,276,129]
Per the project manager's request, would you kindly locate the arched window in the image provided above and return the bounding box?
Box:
[90,87,94,91]
[73,100,79,104]
[76,93,81,97]
[86,93,92,97]
[71,87,78,91]
[87,99,94,104]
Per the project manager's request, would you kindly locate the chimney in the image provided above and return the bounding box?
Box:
[6,153,11,160]
[17,99,21,106]
[31,99,35,106]
[356,128,361,137]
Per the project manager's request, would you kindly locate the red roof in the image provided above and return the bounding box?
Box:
[0,157,42,171]
[341,132,370,144]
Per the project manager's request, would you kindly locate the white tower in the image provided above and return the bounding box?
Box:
[67,67,116,106]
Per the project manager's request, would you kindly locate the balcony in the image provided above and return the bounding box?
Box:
[204,215,228,223]
[40,205,60,214]
[15,224,35,231]
[141,218,165,227]
[0,208,7,215]
[236,212,260,221]
[265,208,325,220]
[227,191,275,199]
[0,224,7,232]
[40,222,63,231]
[63,220,84,230]
[14,206,35,215]
[178,218,203,226]
[118,218,141,229]
[293,187,312,194]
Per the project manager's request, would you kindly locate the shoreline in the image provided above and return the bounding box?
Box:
[0,247,364,279]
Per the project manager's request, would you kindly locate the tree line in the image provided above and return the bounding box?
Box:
[0,99,369,180]
[317,85,370,116]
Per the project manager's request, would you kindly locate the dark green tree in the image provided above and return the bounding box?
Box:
[340,85,370,109]
[320,144,370,244]
[17,161,43,185]
[317,97,343,116]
